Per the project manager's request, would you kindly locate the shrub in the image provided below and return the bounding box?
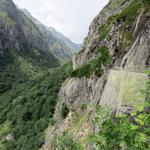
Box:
[90,107,150,149]
[98,0,145,50]
[61,103,69,119]
[90,72,150,149]
[71,47,112,78]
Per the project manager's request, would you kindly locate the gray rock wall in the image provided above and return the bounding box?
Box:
[44,0,150,149]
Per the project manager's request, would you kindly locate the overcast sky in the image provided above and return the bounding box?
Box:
[12,0,108,43]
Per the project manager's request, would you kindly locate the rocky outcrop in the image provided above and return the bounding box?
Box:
[73,0,134,70]
[44,0,150,149]
[100,70,148,113]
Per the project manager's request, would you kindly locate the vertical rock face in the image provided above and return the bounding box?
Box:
[121,21,150,72]
[0,0,19,51]
[58,0,149,115]
[100,70,148,113]
[73,0,134,70]
[44,0,150,149]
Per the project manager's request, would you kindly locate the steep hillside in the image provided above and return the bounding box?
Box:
[48,27,81,52]
[44,0,150,149]
[0,0,75,149]
[21,9,80,60]
[0,0,79,69]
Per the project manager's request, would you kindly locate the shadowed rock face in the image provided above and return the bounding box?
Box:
[44,0,150,149]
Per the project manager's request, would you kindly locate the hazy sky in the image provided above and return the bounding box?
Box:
[12,0,108,43]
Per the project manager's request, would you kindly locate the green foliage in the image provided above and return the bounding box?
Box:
[99,23,112,41]
[90,74,150,150]
[116,0,141,26]
[122,31,133,48]
[61,103,70,119]
[19,48,59,69]
[81,103,87,111]
[56,132,81,150]
[0,120,12,148]
[71,62,95,78]
[98,0,145,49]
[0,10,15,27]
[0,62,72,150]
[0,64,27,94]
[90,106,150,149]
[71,47,112,78]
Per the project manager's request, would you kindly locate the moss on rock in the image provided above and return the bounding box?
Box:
[71,47,112,78]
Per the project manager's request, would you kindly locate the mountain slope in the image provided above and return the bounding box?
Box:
[48,27,81,53]
[0,0,80,69]
[0,0,74,149]
[44,0,150,149]
[21,9,80,60]
[0,0,58,69]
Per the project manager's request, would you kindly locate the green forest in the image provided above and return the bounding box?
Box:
[0,49,72,149]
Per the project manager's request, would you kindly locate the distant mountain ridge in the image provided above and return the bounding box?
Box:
[44,0,150,149]
[0,0,80,68]
[21,8,81,60]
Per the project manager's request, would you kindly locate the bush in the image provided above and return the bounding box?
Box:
[71,47,112,78]
[90,73,150,150]
[61,103,69,119]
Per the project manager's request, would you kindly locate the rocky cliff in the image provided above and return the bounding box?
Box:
[0,1,78,149]
[44,0,150,149]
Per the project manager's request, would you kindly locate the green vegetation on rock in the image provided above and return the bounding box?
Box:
[0,61,72,150]
[90,73,150,149]
[99,0,147,49]
[99,23,112,41]
[55,132,82,150]
[117,0,141,26]
[61,103,70,119]
[71,47,112,78]
[117,0,142,48]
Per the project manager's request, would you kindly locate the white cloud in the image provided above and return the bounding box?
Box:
[12,0,109,43]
